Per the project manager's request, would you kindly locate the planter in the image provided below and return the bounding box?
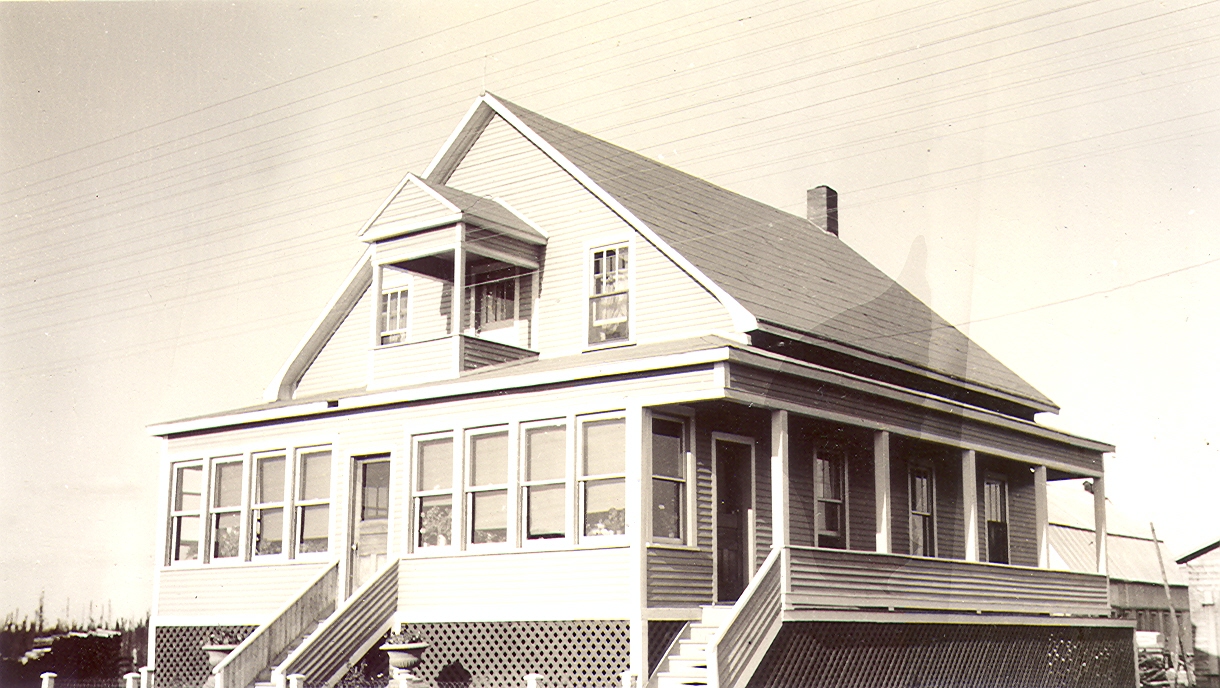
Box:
[201,644,239,669]
[380,641,429,673]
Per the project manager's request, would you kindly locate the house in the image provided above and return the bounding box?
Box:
[1046,483,1191,659]
[146,94,1135,688]
[1179,538,1220,687]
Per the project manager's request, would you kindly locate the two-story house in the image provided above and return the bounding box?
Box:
[147,94,1135,688]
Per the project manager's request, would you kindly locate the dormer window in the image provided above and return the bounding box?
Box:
[589,244,629,345]
[469,266,518,331]
[379,264,411,345]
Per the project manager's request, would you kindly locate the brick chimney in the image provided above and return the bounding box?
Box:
[807,185,838,237]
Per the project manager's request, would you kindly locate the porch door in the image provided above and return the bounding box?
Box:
[715,439,752,602]
[349,457,390,593]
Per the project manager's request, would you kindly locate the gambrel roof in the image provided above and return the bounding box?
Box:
[426,94,1056,413]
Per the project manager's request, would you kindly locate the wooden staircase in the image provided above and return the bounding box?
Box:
[251,620,322,687]
[653,606,735,688]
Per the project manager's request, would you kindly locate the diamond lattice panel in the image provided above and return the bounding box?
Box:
[153,625,256,688]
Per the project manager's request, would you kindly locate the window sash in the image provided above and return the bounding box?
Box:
[380,288,409,344]
[522,423,568,542]
[589,245,629,344]
[414,436,454,550]
[472,270,517,329]
[651,418,686,541]
[580,416,627,538]
[909,467,935,557]
[295,449,331,554]
[170,464,204,562]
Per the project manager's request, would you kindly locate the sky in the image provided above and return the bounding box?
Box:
[2,0,1218,623]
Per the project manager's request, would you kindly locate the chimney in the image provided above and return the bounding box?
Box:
[807,185,838,237]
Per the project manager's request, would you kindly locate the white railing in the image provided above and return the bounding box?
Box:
[707,548,784,688]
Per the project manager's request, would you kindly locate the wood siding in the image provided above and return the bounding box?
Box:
[464,226,540,267]
[647,547,714,607]
[295,286,372,399]
[460,336,537,371]
[978,455,1039,567]
[725,363,1103,474]
[371,180,449,230]
[375,226,458,265]
[846,446,876,553]
[408,274,453,342]
[398,548,632,621]
[444,115,737,355]
[786,546,1110,616]
[156,562,331,621]
[370,336,456,389]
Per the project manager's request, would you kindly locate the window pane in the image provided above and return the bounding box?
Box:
[584,479,625,536]
[471,490,507,544]
[815,456,843,500]
[212,512,240,559]
[174,515,199,561]
[527,484,566,540]
[589,294,629,342]
[985,480,1006,522]
[583,419,625,476]
[175,465,202,511]
[213,462,242,508]
[417,495,452,548]
[818,502,842,535]
[470,432,508,486]
[254,508,283,555]
[299,451,331,501]
[525,426,566,481]
[652,419,684,479]
[911,471,930,513]
[298,504,329,553]
[362,462,391,520]
[652,479,681,539]
[256,456,285,504]
[417,439,453,491]
[911,514,929,556]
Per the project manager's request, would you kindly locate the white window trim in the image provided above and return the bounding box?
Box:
[812,445,849,550]
[251,451,290,560]
[648,411,693,546]
[207,456,246,563]
[519,418,572,547]
[374,264,415,348]
[168,460,205,566]
[292,446,334,559]
[410,433,458,553]
[464,426,513,549]
[577,412,630,542]
[584,238,635,350]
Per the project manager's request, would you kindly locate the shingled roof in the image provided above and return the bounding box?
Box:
[430,94,1056,413]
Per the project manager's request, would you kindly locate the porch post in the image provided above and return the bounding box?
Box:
[1034,465,1049,568]
[626,405,647,686]
[453,230,466,336]
[1093,475,1107,575]
[873,431,891,554]
[770,410,790,551]
[962,449,979,562]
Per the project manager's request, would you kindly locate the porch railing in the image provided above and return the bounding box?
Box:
[707,548,784,688]
[213,561,338,688]
[274,558,399,688]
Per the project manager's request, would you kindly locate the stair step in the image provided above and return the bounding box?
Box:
[657,673,710,688]
[686,625,719,643]
[661,656,708,674]
[676,640,709,656]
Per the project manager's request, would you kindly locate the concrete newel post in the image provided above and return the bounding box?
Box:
[40,672,56,688]
[525,673,545,688]
[287,674,306,688]
[619,670,636,688]
[124,672,141,688]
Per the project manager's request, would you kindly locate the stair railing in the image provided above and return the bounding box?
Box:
[273,558,400,688]
[706,547,784,688]
[213,561,339,688]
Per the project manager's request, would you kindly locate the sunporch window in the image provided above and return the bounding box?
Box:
[985,474,1009,564]
[910,466,935,557]
[589,245,629,344]
[814,447,846,549]
[170,463,203,563]
[252,453,286,556]
[580,417,626,537]
[523,424,567,541]
[467,430,509,544]
[414,437,454,548]
[651,417,687,542]
[209,459,243,560]
[295,449,331,554]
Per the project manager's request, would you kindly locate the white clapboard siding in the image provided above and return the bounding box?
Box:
[156,561,331,621]
[370,336,457,389]
[295,286,373,399]
[445,116,736,353]
[408,274,453,342]
[371,179,449,229]
[397,547,632,621]
[375,226,459,265]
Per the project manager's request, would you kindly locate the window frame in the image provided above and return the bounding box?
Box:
[650,414,689,544]
[207,456,246,562]
[577,413,629,540]
[377,263,412,346]
[813,445,848,550]
[294,447,333,557]
[520,420,571,545]
[465,427,512,547]
[587,242,632,347]
[909,464,936,557]
[250,452,289,559]
[169,461,205,565]
[468,265,519,332]
[983,472,1010,564]
[412,434,456,551]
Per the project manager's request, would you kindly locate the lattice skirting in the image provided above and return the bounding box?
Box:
[746,621,1134,688]
[647,621,687,677]
[396,620,631,688]
[152,625,256,688]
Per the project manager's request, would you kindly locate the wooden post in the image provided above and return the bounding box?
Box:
[771,411,790,593]
[962,449,978,562]
[626,405,646,687]
[1093,476,1107,575]
[40,673,56,688]
[124,673,140,688]
[1151,522,1185,671]
[874,431,891,554]
[1034,466,1049,568]
[139,666,154,688]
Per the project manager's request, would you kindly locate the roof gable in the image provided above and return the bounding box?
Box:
[360,172,545,245]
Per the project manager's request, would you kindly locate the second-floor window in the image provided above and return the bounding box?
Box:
[984,475,1009,564]
[814,447,846,549]
[210,459,243,560]
[589,245,629,344]
[651,417,686,541]
[380,288,409,344]
[909,466,935,557]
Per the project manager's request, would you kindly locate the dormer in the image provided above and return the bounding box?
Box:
[360,174,545,390]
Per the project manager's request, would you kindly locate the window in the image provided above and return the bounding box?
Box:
[209,459,243,560]
[170,463,203,563]
[251,453,286,556]
[909,466,934,557]
[379,264,410,344]
[295,449,331,554]
[523,424,567,541]
[984,475,1009,564]
[651,418,686,541]
[414,437,453,548]
[471,267,517,330]
[589,245,629,344]
[467,430,510,544]
[814,447,846,549]
[580,417,626,537]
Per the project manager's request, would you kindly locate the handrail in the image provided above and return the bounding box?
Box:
[707,548,784,688]
[274,558,400,688]
[213,561,339,688]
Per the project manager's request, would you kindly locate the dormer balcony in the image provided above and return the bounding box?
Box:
[361,174,544,389]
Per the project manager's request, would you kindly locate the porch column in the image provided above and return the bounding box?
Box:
[1034,465,1049,568]
[962,449,979,562]
[452,239,466,335]
[874,431,891,554]
[770,410,790,551]
[626,405,647,685]
[1093,475,1107,575]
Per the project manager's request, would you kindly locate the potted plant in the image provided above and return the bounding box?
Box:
[202,628,245,668]
[379,626,429,675]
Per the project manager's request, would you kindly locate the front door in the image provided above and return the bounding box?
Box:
[350,457,390,593]
[715,439,752,602]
